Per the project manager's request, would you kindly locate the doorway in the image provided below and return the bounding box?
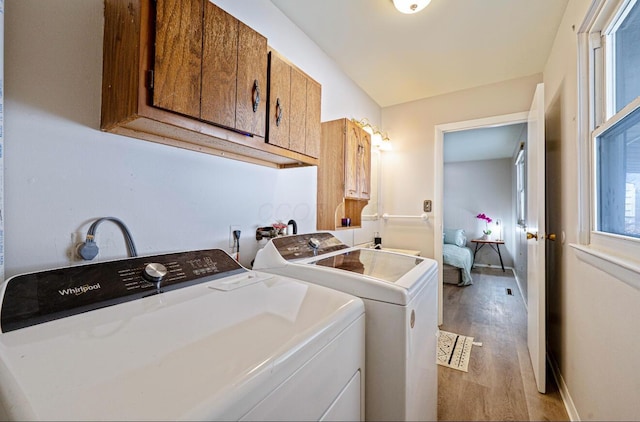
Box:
[435,84,551,397]
[434,112,529,325]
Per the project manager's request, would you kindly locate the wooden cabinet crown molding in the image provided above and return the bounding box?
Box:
[101,0,317,169]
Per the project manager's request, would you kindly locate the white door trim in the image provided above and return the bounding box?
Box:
[434,111,529,325]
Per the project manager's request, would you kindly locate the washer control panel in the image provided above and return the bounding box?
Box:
[0,249,244,332]
[272,233,348,261]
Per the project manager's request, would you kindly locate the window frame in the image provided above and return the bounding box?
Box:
[515,145,526,227]
[574,0,640,290]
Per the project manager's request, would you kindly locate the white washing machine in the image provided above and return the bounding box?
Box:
[253,232,439,422]
[0,249,365,421]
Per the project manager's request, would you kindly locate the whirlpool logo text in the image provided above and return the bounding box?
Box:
[58,283,101,296]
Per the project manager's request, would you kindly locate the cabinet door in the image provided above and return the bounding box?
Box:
[236,22,267,137]
[267,52,291,149]
[305,79,321,158]
[289,67,307,154]
[344,122,361,199]
[201,2,238,129]
[153,0,203,118]
[358,133,371,200]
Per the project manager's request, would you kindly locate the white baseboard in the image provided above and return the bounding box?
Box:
[548,353,580,421]
[472,263,513,271]
[506,271,578,419]
[503,266,528,312]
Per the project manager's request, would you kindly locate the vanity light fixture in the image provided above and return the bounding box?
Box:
[379,133,393,151]
[392,0,431,14]
[353,118,375,135]
[372,131,383,147]
[352,118,393,151]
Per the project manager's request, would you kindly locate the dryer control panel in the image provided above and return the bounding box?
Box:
[0,249,244,332]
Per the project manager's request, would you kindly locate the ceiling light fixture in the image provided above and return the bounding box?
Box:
[392,0,431,14]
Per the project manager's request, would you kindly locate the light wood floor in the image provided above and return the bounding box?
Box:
[437,267,569,421]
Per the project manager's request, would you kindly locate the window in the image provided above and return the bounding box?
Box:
[515,144,526,227]
[576,0,640,288]
[590,0,640,242]
[595,106,640,238]
[612,0,640,114]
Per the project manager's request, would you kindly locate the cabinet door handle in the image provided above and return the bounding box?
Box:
[252,79,260,112]
[276,98,283,126]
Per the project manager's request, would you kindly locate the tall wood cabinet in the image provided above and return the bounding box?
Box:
[267,49,321,158]
[101,0,317,168]
[317,118,372,230]
[344,122,371,200]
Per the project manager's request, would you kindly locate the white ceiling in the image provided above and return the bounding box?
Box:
[270,0,566,161]
[443,123,526,163]
[270,0,569,107]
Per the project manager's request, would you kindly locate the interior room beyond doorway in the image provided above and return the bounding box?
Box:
[434,112,529,326]
[442,122,526,277]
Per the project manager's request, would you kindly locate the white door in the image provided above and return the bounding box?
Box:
[526,83,546,394]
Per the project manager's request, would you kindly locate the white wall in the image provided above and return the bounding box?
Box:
[11,0,639,419]
[4,0,380,278]
[443,158,515,268]
[380,74,541,258]
[544,0,640,419]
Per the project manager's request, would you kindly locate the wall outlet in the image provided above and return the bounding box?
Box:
[423,200,432,213]
[229,225,241,248]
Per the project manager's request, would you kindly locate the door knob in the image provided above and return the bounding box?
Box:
[546,233,557,241]
[526,232,538,240]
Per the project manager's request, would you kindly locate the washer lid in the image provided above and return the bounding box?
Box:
[0,271,363,421]
[308,248,423,283]
[253,235,439,305]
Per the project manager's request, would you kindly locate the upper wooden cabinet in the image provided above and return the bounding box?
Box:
[344,121,371,200]
[207,7,267,136]
[317,118,371,230]
[267,49,321,158]
[152,0,202,120]
[304,79,322,158]
[101,0,316,168]
[153,0,267,136]
[266,51,291,150]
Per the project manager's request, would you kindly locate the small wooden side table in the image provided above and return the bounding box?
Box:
[471,238,506,272]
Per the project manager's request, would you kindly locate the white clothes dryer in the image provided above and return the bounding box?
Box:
[0,248,365,421]
[253,233,439,422]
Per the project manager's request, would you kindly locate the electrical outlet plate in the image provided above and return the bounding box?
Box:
[229,225,241,247]
[423,200,432,213]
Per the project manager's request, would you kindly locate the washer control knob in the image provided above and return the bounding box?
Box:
[143,263,168,287]
[308,238,320,249]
